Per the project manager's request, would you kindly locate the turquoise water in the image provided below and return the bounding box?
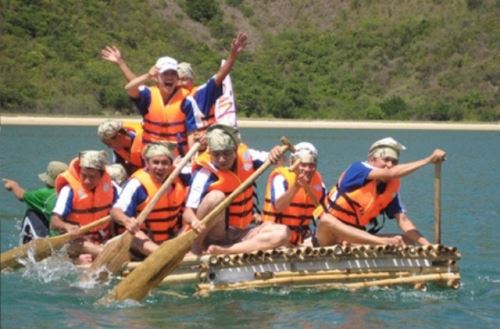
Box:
[1,125,499,328]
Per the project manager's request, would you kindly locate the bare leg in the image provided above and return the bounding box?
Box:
[192,190,227,255]
[316,214,403,246]
[207,223,290,255]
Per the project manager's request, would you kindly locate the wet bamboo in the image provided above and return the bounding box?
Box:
[1,215,111,271]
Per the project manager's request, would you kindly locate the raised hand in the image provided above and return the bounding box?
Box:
[101,45,123,64]
[429,149,447,163]
[231,32,248,55]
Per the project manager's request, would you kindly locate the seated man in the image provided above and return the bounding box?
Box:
[110,142,189,257]
[262,142,326,246]
[183,124,288,255]
[50,151,118,264]
[97,119,145,175]
[3,161,68,243]
[316,137,446,246]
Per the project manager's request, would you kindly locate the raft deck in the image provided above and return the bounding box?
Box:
[124,244,461,294]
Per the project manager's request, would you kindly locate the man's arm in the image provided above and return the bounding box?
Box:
[125,65,158,98]
[368,149,446,181]
[101,45,137,82]
[214,32,247,86]
[3,178,25,200]
[394,212,430,245]
[50,214,80,236]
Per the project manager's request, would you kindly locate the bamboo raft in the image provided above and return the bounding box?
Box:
[123,244,461,294]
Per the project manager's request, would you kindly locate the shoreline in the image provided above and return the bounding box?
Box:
[1,114,498,131]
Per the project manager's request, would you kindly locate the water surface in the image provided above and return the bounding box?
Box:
[1,125,499,328]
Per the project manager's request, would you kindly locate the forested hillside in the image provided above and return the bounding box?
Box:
[1,0,498,121]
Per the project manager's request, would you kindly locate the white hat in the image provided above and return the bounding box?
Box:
[368,137,406,160]
[291,142,318,164]
[156,56,178,74]
[294,142,318,157]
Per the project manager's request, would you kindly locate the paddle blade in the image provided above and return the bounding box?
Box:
[85,233,133,282]
[1,235,67,271]
[100,230,197,303]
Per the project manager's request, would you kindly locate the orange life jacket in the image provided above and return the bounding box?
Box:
[113,121,145,172]
[55,158,114,242]
[132,169,187,244]
[325,174,400,229]
[262,167,324,245]
[194,144,255,229]
[142,86,190,153]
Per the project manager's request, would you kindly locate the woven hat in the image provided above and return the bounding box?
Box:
[38,161,68,187]
[178,62,195,80]
[97,119,123,141]
[79,150,108,170]
[207,124,241,151]
[142,141,177,160]
[106,164,127,186]
[368,137,406,160]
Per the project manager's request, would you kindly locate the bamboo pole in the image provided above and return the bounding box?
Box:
[434,163,442,244]
[197,272,461,293]
[1,215,111,271]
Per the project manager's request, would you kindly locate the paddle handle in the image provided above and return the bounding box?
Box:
[434,162,442,244]
[0,215,112,271]
[199,138,292,229]
[135,142,201,226]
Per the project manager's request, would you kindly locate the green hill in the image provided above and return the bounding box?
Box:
[1,0,498,121]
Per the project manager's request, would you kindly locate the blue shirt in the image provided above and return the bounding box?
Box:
[53,185,119,221]
[336,161,405,218]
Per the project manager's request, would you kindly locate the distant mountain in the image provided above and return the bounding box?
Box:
[1,0,498,121]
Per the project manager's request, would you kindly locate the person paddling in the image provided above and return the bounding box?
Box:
[182,124,289,255]
[50,151,119,264]
[110,142,190,258]
[315,137,446,246]
[3,161,68,243]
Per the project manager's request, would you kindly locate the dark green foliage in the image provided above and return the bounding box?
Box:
[185,0,221,22]
[0,0,498,122]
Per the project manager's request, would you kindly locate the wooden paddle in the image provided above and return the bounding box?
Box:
[1,215,112,271]
[434,162,442,244]
[86,142,201,281]
[99,137,292,303]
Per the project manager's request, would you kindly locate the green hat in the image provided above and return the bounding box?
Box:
[38,161,68,187]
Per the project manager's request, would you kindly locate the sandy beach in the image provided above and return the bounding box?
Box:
[1,114,498,131]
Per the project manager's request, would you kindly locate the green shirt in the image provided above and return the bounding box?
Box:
[23,187,58,236]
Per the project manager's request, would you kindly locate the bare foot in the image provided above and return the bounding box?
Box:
[384,235,404,246]
[206,244,228,255]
